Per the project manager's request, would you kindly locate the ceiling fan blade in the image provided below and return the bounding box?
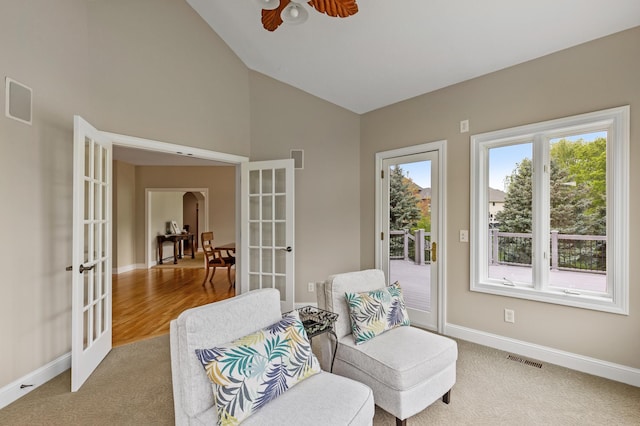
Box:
[308,0,358,18]
[262,0,290,31]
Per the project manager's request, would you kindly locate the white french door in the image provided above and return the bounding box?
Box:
[377,143,445,331]
[240,159,295,312]
[71,116,113,391]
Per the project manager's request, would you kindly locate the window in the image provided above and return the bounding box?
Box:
[470,106,629,314]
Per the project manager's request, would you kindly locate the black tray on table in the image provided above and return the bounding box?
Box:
[296,305,338,338]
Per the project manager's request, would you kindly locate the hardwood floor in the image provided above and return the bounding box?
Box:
[112,266,235,347]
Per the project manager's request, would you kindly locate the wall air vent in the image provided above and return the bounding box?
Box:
[290,149,304,170]
[5,77,32,125]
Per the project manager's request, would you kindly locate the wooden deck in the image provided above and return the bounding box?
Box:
[390,260,607,311]
[390,261,431,311]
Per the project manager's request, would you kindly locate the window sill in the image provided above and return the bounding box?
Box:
[470,282,628,315]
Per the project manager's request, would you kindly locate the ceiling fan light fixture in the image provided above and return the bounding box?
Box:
[255,0,280,11]
[281,2,308,24]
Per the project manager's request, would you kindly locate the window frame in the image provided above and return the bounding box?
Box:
[470,106,629,315]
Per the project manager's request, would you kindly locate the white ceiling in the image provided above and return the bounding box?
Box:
[113,145,231,166]
[187,0,640,114]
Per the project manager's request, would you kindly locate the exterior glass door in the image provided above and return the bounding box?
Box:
[382,151,439,329]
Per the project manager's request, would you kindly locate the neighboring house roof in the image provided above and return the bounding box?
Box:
[489,188,506,203]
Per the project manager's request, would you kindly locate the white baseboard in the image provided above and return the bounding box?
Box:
[446,323,640,387]
[113,263,146,274]
[0,352,71,409]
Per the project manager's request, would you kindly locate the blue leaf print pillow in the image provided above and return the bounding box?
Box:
[345,282,410,345]
[195,310,320,425]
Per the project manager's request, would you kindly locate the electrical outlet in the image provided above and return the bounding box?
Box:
[460,119,469,133]
[308,282,315,292]
[504,309,515,323]
[459,229,469,243]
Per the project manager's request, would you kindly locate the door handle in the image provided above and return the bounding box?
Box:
[281,246,292,252]
[66,265,95,273]
[431,242,437,262]
[79,264,96,274]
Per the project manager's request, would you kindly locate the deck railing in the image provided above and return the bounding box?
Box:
[390,229,431,264]
[389,228,606,273]
[489,229,606,273]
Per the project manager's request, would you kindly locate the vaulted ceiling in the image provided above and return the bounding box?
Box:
[187,0,640,114]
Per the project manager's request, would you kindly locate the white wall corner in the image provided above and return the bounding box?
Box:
[0,352,71,409]
[445,323,640,387]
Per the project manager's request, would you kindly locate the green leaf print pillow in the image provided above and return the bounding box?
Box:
[345,282,410,345]
[195,310,320,425]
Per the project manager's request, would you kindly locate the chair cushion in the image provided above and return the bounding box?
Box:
[175,289,283,418]
[335,326,458,391]
[195,310,321,425]
[242,372,374,426]
[345,282,410,345]
[324,269,387,339]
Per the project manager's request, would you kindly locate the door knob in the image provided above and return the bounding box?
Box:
[79,264,96,274]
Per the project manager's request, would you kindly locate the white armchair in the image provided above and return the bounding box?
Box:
[170,288,375,425]
[317,269,458,426]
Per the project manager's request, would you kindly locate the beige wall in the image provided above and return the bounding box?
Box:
[249,71,362,303]
[0,0,249,389]
[360,27,640,368]
[0,0,88,388]
[114,161,136,269]
[85,0,251,155]
[133,166,236,265]
[150,191,184,254]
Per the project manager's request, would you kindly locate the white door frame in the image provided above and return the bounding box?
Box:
[144,187,210,268]
[375,140,447,333]
[104,132,249,283]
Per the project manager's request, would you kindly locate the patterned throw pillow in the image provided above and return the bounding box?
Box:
[195,310,321,425]
[345,282,410,345]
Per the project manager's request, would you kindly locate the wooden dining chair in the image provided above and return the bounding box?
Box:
[201,232,235,288]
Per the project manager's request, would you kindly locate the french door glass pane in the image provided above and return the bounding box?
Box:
[275,168,286,193]
[262,169,273,193]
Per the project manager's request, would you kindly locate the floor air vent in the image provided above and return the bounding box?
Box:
[507,354,543,369]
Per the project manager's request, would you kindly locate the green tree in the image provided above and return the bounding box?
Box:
[497,138,606,235]
[550,138,606,235]
[495,158,533,233]
[415,215,431,232]
[389,166,421,231]
[496,138,607,269]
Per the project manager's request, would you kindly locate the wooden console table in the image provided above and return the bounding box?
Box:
[157,233,195,264]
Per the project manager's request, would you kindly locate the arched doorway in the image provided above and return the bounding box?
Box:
[183,191,205,251]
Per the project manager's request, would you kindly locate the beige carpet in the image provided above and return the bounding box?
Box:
[153,251,205,269]
[1,336,638,425]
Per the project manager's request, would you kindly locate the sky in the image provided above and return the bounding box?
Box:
[395,131,606,191]
[401,161,431,188]
[488,131,606,190]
